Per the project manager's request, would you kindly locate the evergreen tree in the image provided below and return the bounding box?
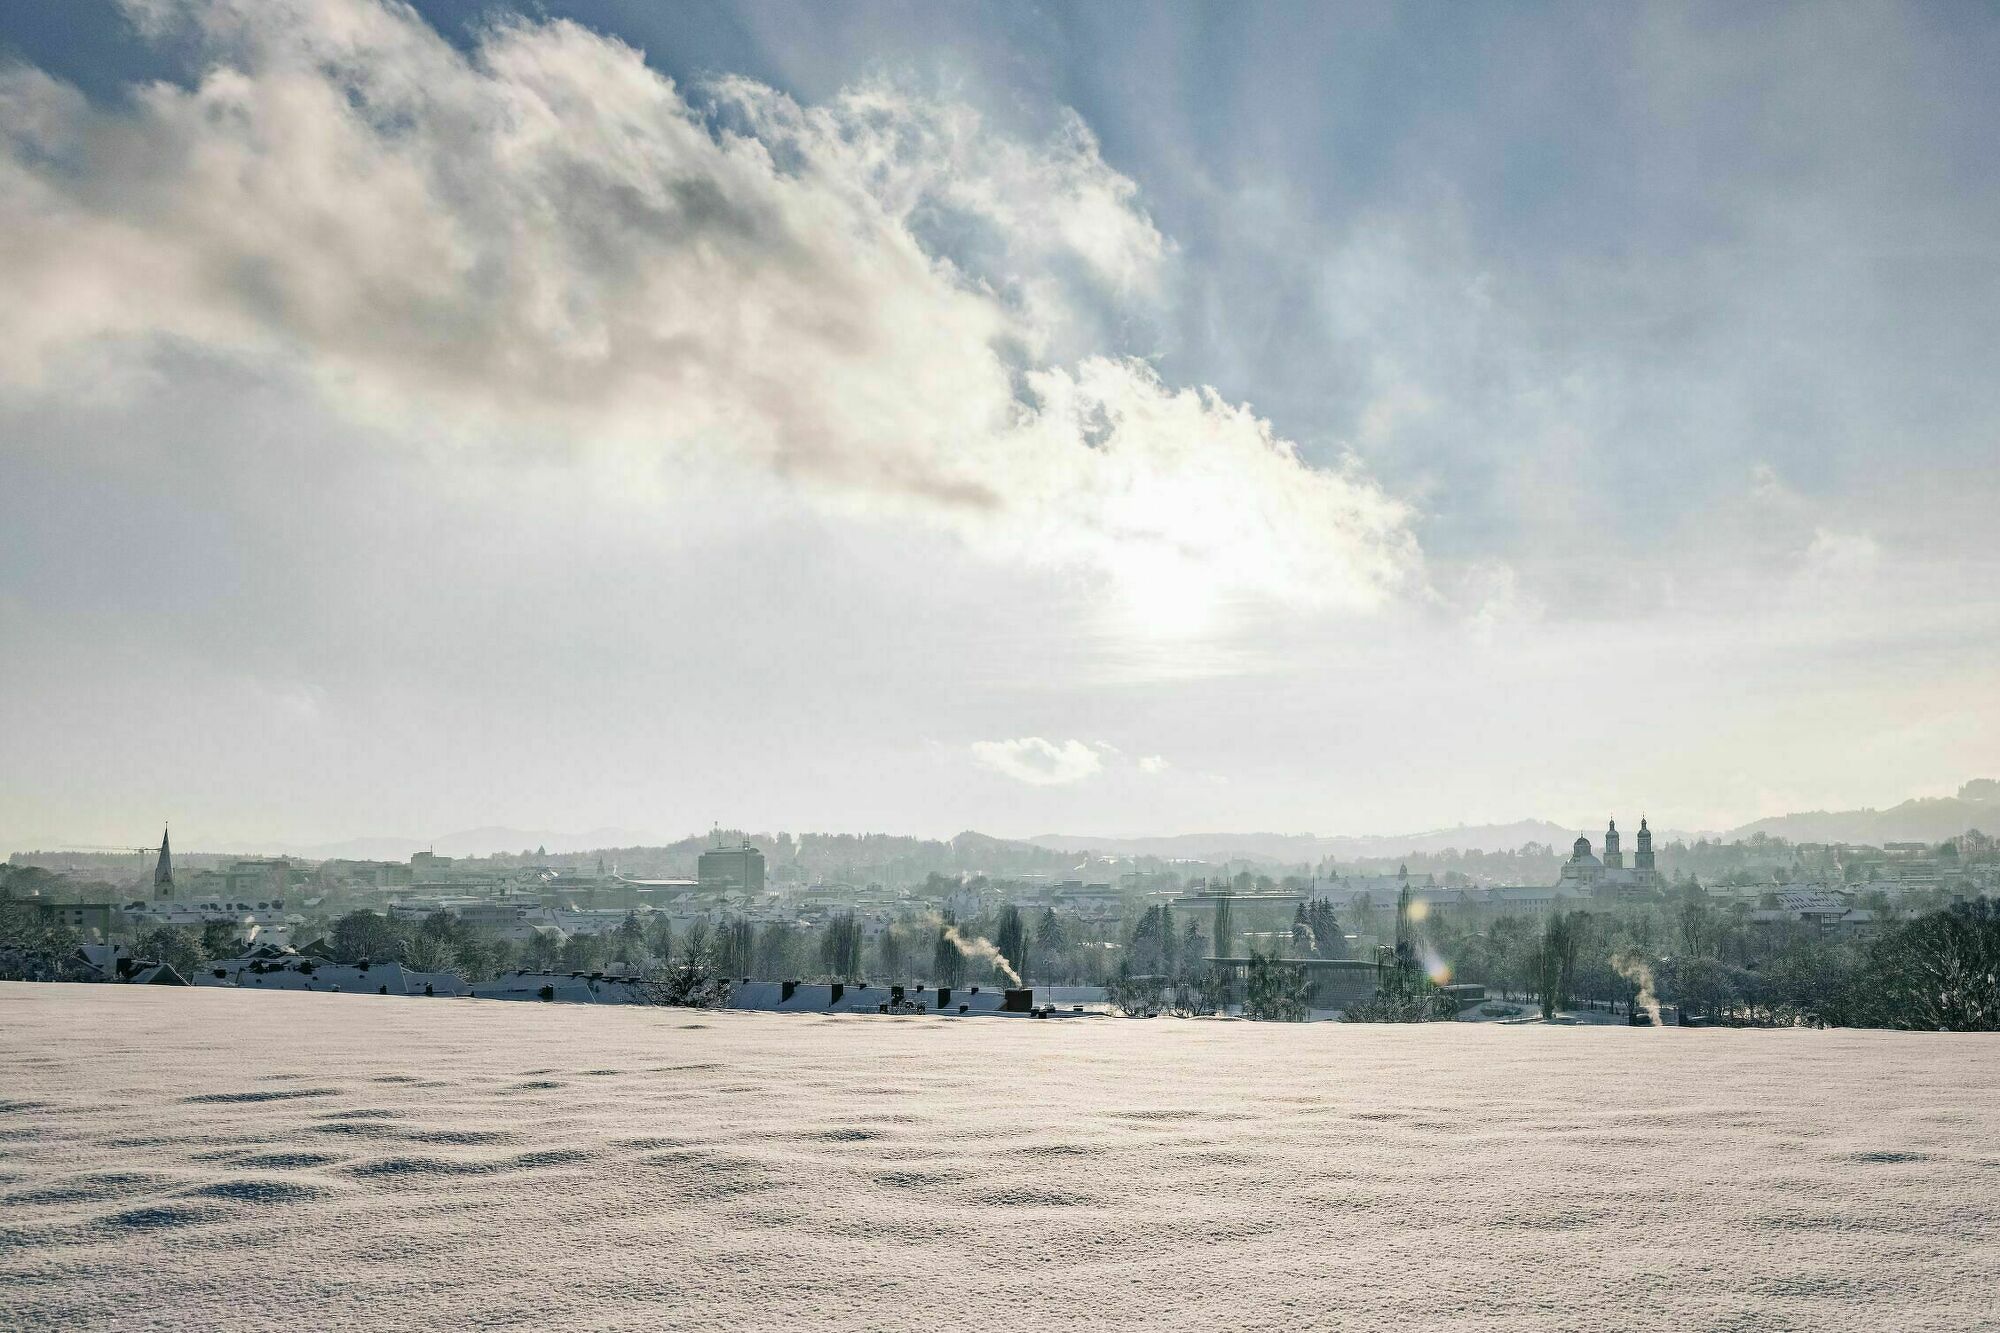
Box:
[717,917,755,978]
[1308,898,1346,958]
[1538,911,1580,1018]
[819,912,862,979]
[419,908,459,944]
[331,909,404,964]
[522,930,562,971]
[560,932,604,972]
[932,913,966,987]
[1243,953,1310,1021]
[453,934,509,982]
[754,921,795,978]
[136,925,201,978]
[995,905,1026,984]
[1034,908,1070,981]
[644,915,675,964]
[1180,917,1206,958]
[875,922,907,979]
[1128,904,1175,975]
[1289,906,1314,959]
[200,918,244,961]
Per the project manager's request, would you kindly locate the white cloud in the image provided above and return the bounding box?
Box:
[0,0,1421,622]
[1802,528,1881,580]
[1136,754,1170,775]
[969,737,1104,786]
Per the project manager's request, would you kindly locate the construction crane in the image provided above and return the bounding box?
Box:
[48,844,160,878]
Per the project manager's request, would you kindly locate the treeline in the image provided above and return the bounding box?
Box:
[1436,898,2000,1030]
[0,867,123,903]
[294,905,1108,989]
[479,829,1085,885]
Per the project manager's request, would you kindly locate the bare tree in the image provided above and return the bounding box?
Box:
[639,920,731,1008]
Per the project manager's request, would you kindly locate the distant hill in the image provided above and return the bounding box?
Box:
[1724,779,1999,845]
[286,826,666,861]
[1031,784,2000,863]
[1029,820,1589,865]
[85,779,1988,870]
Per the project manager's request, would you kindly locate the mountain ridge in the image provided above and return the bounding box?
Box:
[24,781,1990,863]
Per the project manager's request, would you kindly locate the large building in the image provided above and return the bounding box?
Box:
[225,859,290,899]
[1557,817,1661,897]
[698,842,766,895]
[35,901,116,936]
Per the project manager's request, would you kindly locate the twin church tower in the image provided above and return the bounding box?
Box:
[1558,817,1659,893]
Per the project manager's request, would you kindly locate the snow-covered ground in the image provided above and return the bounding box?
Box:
[3,984,1996,1331]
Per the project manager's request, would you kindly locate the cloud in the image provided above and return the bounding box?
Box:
[0,0,1421,619]
[969,737,1104,786]
[1802,528,1881,581]
[1137,754,1169,775]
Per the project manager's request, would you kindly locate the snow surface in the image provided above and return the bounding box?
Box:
[3,983,1998,1331]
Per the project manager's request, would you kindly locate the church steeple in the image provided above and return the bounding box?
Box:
[153,826,174,899]
[1634,816,1655,873]
[1603,817,1623,868]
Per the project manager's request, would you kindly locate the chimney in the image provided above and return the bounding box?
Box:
[1002,988,1032,1013]
[829,983,844,1006]
[781,980,797,1002]
[936,987,951,1010]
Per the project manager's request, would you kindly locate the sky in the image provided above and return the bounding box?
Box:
[2,0,1997,852]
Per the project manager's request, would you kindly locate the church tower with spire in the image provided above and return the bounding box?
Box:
[153,826,174,900]
[1603,818,1623,869]
[1634,817,1655,875]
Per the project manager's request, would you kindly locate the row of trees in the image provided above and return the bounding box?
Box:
[299,907,1053,991]
[1428,894,2000,1030]
[1634,902,2000,1029]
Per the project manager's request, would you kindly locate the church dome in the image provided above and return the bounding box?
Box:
[1572,834,1592,857]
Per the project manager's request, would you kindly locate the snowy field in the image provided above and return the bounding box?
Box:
[3,985,1997,1331]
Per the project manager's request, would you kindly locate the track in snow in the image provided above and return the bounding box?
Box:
[3,984,1997,1330]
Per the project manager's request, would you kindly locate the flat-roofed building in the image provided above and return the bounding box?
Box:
[698,842,765,895]
[36,901,116,936]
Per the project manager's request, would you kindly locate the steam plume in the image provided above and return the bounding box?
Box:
[934,919,1022,986]
[1612,951,1662,1026]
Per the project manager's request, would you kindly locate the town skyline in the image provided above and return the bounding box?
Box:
[11,774,1998,866]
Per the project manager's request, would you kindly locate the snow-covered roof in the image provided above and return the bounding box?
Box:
[197,957,468,997]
